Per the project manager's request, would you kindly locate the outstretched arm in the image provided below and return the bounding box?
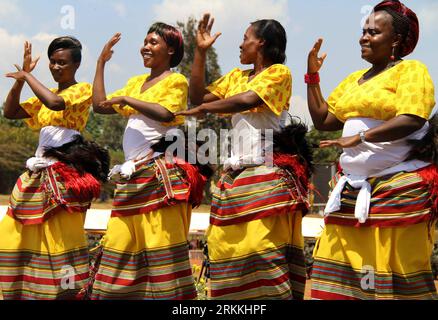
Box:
[177,91,262,117]
[320,114,427,149]
[307,38,343,132]
[190,13,222,106]
[99,96,175,122]
[93,33,121,115]
[7,70,66,111]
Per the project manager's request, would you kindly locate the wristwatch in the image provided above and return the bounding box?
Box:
[359,130,367,143]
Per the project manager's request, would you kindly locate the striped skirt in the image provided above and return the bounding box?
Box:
[312,169,438,300]
[0,211,89,300]
[311,222,437,300]
[207,210,306,300]
[207,162,308,300]
[91,203,196,300]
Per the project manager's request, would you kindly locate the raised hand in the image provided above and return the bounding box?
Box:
[22,41,40,73]
[308,38,327,74]
[99,33,122,63]
[196,13,222,52]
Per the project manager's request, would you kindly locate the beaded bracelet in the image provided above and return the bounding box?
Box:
[305,72,320,85]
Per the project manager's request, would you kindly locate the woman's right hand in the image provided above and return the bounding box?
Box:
[99,33,122,63]
[308,38,327,74]
[196,13,222,52]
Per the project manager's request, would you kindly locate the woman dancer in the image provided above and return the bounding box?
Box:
[0,37,109,300]
[179,14,312,300]
[307,0,437,300]
[90,23,206,300]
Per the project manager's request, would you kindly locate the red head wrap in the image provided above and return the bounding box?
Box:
[373,0,419,57]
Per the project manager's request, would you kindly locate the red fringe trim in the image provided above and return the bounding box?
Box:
[273,153,311,198]
[172,159,207,209]
[51,162,101,203]
[417,165,438,222]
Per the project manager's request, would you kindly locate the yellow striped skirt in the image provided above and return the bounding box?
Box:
[311,222,437,300]
[0,211,89,300]
[91,203,196,300]
[207,210,306,300]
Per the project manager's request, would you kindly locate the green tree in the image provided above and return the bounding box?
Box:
[85,112,126,151]
[0,113,39,193]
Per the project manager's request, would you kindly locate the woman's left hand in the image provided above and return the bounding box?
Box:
[98,96,127,108]
[5,64,28,82]
[319,135,361,149]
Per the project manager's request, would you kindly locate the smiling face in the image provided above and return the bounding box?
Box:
[239,25,264,65]
[360,11,399,65]
[49,49,79,84]
[140,32,174,69]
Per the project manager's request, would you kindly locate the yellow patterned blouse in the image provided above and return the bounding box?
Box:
[207,64,292,116]
[328,60,435,122]
[108,73,188,127]
[20,82,92,131]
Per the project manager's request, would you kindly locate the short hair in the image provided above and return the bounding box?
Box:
[251,19,287,64]
[148,22,184,68]
[47,36,82,63]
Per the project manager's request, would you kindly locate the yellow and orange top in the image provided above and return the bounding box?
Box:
[328,60,435,122]
[207,64,292,116]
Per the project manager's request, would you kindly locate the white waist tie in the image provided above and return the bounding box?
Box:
[324,175,371,223]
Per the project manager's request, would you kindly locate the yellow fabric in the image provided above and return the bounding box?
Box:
[0,211,87,254]
[21,82,92,131]
[101,203,191,252]
[328,60,435,122]
[207,64,292,116]
[107,73,188,127]
[207,211,303,262]
[313,221,435,277]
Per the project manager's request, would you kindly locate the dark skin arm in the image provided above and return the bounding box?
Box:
[307,38,344,131]
[190,13,222,105]
[320,114,426,148]
[6,71,66,111]
[3,79,30,119]
[177,91,262,117]
[99,96,175,122]
[4,41,64,119]
[93,34,174,121]
[92,33,120,115]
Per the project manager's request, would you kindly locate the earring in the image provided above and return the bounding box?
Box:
[390,47,396,61]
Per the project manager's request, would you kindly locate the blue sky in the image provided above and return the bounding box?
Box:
[0,0,437,125]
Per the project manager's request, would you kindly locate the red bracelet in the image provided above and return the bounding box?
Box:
[305,72,320,85]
